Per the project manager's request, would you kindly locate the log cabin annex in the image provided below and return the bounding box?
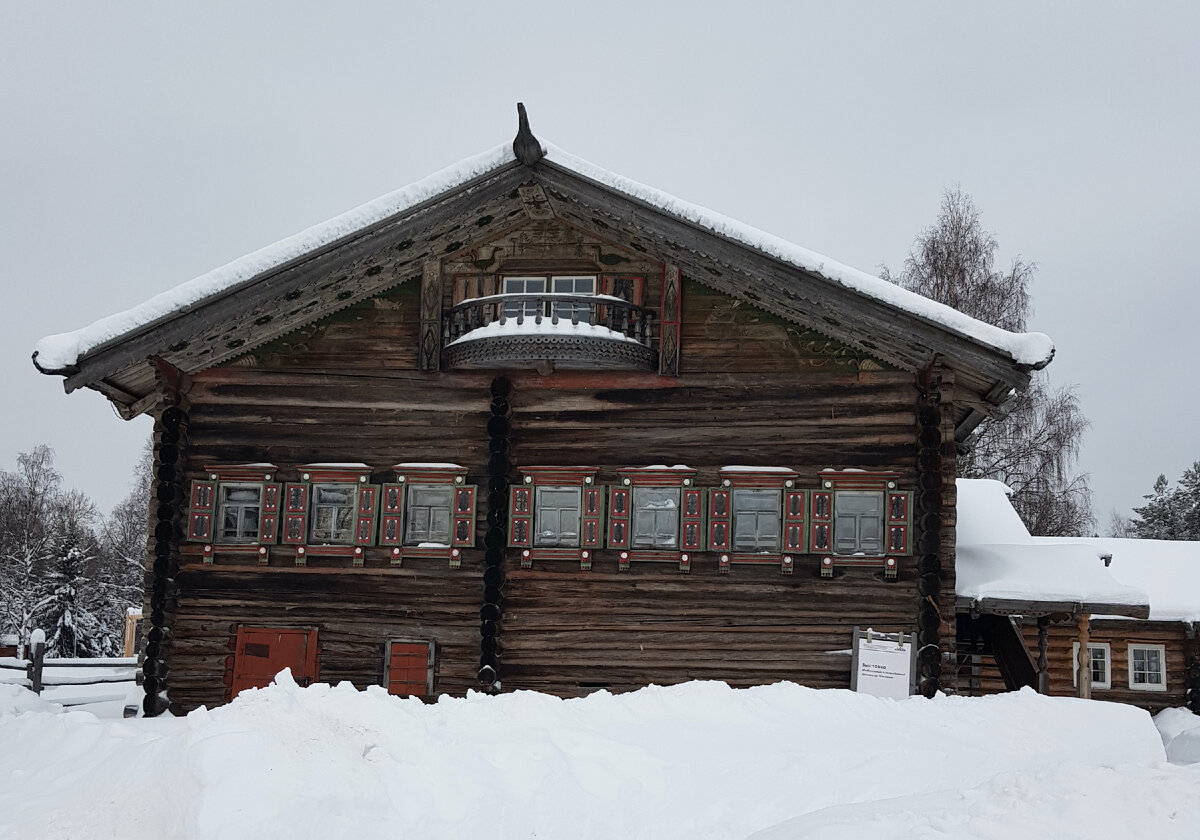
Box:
[35,105,1061,715]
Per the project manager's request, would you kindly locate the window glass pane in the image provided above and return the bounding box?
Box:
[503,276,545,318]
[631,487,680,549]
[315,485,354,505]
[405,485,454,545]
[226,487,261,503]
[732,489,780,552]
[833,491,885,556]
[535,486,581,547]
[551,275,595,322]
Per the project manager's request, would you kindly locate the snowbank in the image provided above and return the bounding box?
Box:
[1157,707,1200,765]
[2,675,1197,840]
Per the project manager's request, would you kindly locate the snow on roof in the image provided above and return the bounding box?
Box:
[33,143,517,371]
[1033,536,1200,623]
[542,143,1055,369]
[955,479,1149,612]
[33,136,1054,373]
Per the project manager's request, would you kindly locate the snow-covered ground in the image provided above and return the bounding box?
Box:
[1,675,1197,840]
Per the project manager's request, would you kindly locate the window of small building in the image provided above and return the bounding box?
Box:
[731,489,782,552]
[833,490,885,556]
[1072,642,1112,690]
[1127,643,1167,692]
[535,486,583,547]
[309,483,358,544]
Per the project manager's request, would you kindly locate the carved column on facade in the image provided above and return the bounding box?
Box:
[659,264,681,376]
[419,260,442,372]
[1076,613,1092,699]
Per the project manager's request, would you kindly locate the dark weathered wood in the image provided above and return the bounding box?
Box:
[534,162,1040,393]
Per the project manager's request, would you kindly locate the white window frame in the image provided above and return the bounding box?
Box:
[503,274,597,322]
[1127,643,1168,692]
[1071,642,1112,690]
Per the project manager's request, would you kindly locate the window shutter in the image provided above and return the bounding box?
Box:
[259,482,282,544]
[708,489,731,551]
[451,485,477,548]
[680,488,705,552]
[581,486,604,549]
[509,485,533,548]
[187,480,217,542]
[783,490,807,553]
[354,484,379,547]
[282,483,309,546]
[887,490,913,555]
[379,483,405,546]
[811,491,832,552]
[607,486,631,549]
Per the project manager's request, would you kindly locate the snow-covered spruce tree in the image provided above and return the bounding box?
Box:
[1132,464,1200,540]
[41,523,110,658]
[882,187,1093,536]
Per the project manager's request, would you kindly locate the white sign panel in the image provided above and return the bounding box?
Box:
[854,634,914,699]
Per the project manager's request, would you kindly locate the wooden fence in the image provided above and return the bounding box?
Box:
[0,631,138,709]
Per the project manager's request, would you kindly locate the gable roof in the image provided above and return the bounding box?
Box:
[33,105,1054,424]
[955,479,1150,619]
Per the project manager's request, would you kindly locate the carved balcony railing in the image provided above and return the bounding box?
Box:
[442,293,657,371]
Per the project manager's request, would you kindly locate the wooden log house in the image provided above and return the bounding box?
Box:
[34,106,1058,715]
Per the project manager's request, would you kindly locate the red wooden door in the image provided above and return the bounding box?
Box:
[231,627,319,698]
[387,641,432,697]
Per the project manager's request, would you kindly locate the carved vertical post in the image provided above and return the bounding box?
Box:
[419,260,442,372]
[659,264,681,376]
[1036,615,1050,695]
[1076,613,1092,699]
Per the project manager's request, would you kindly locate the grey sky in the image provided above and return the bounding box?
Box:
[2,3,1197,525]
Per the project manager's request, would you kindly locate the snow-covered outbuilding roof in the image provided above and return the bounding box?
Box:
[33,105,1054,426]
[1033,536,1200,623]
[955,479,1150,618]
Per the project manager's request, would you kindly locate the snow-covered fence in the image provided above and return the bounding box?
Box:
[0,629,138,708]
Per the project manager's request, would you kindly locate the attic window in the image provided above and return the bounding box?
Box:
[503,275,596,322]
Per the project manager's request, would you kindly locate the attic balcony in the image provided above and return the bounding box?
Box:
[443,293,657,371]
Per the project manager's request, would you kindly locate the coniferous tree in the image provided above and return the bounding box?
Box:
[1132,464,1200,540]
[884,187,1093,536]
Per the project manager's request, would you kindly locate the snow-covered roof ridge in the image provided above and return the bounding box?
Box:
[33,134,1054,373]
[542,143,1055,369]
[33,143,518,372]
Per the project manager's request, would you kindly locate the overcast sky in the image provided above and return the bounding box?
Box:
[2,3,1197,527]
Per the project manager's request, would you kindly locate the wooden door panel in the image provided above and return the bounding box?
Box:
[387,642,431,697]
[232,627,318,698]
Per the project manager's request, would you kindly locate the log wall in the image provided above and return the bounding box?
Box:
[168,274,944,708]
[1019,619,1191,714]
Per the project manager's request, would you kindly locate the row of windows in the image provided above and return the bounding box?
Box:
[189,466,912,560]
[1072,642,1169,692]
